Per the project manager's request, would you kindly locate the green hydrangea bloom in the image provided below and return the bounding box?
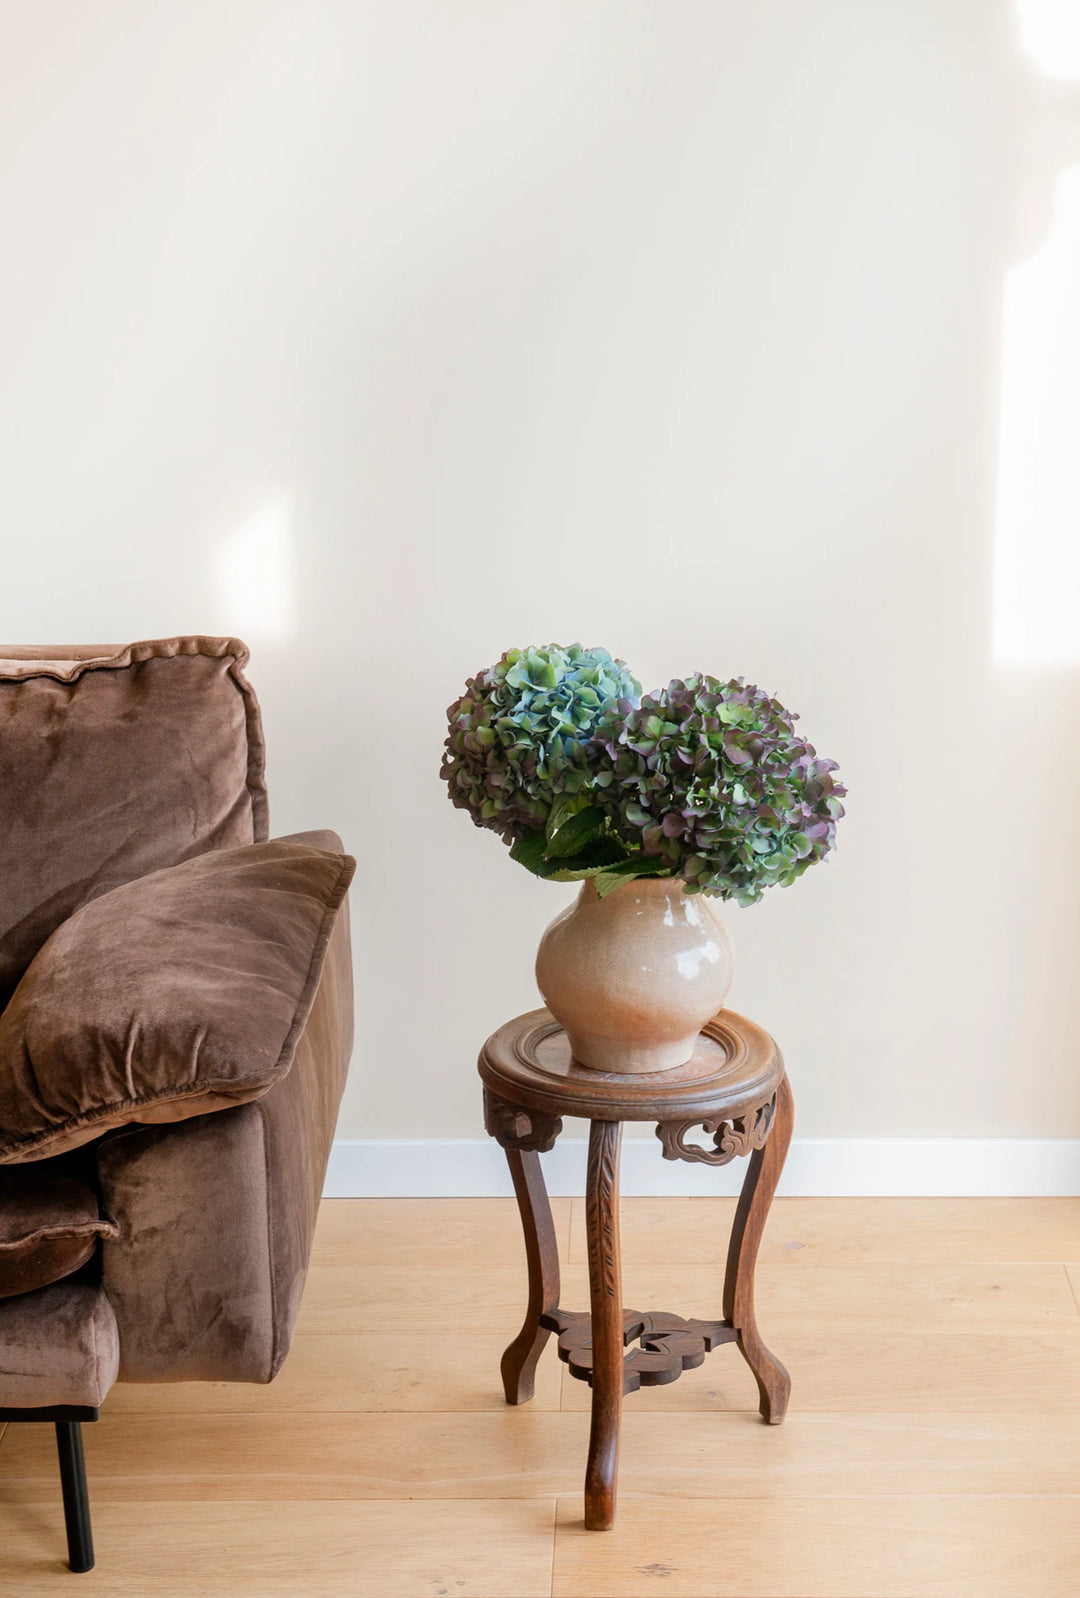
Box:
[441,644,640,842]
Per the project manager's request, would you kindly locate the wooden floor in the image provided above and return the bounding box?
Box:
[3,1196,1080,1595]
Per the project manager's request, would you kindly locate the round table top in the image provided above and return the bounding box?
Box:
[478,1006,783,1123]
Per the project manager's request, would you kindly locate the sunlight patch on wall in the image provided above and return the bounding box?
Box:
[213,497,296,644]
[993,163,1080,666]
[1017,0,1080,81]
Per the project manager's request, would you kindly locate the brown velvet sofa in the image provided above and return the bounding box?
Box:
[0,638,355,1572]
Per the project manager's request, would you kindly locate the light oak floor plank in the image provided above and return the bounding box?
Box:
[569,1195,1080,1265]
[296,1265,545,1333]
[105,1332,561,1413]
[558,1328,1080,1411]
[298,1196,572,1335]
[552,1494,1080,1598]
[4,1409,1080,1500]
[0,1498,557,1598]
[310,1196,573,1266]
[554,1257,1079,1333]
[0,1409,592,1502]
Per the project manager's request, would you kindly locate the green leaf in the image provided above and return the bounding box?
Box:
[619,856,676,876]
[537,836,627,877]
[593,858,676,898]
[543,863,620,882]
[509,829,548,875]
[594,868,648,898]
[544,804,606,859]
[543,792,585,842]
[591,872,631,897]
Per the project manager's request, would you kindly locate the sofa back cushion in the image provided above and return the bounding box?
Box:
[0,637,267,1008]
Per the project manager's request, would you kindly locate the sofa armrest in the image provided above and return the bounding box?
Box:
[96,864,353,1384]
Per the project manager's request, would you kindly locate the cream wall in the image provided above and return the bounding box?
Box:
[2,1,1079,1147]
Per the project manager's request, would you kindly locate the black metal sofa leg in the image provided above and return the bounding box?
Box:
[54,1422,94,1573]
[0,1406,97,1573]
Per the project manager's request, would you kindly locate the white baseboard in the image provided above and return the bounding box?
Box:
[323,1137,1080,1198]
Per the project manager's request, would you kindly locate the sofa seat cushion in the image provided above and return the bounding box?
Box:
[0,1153,118,1299]
[0,1281,119,1407]
[0,637,268,1009]
[0,838,356,1162]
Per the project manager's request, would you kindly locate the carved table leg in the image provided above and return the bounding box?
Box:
[483,1088,564,1405]
[584,1119,624,1531]
[723,1072,794,1423]
[501,1147,561,1404]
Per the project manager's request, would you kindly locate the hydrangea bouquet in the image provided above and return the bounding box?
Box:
[441,644,844,905]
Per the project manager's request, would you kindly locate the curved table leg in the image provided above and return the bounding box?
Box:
[584,1119,624,1531]
[501,1147,561,1404]
[723,1073,793,1424]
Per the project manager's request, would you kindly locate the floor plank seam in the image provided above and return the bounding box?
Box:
[1064,1261,1080,1320]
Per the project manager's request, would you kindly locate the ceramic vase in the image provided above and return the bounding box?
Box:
[535,876,734,1074]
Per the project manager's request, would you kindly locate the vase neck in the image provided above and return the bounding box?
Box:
[582,874,685,903]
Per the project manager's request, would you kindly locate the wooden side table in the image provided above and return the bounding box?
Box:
[479,1005,792,1531]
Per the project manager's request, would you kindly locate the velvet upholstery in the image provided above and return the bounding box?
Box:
[0,1282,119,1408]
[0,839,355,1163]
[0,1153,118,1300]
[0,637,267,1009]
[96,850,353,1383]
[0,630,354,1422]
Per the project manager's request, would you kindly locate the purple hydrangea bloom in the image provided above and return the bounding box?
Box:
[592,674,845,903]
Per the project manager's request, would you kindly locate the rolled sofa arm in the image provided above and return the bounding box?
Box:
[96,831,354,1384]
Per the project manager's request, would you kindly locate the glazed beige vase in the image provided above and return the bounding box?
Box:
[535,876,734,1074]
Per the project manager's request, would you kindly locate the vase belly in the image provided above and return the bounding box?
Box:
[535,876,734,1074]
